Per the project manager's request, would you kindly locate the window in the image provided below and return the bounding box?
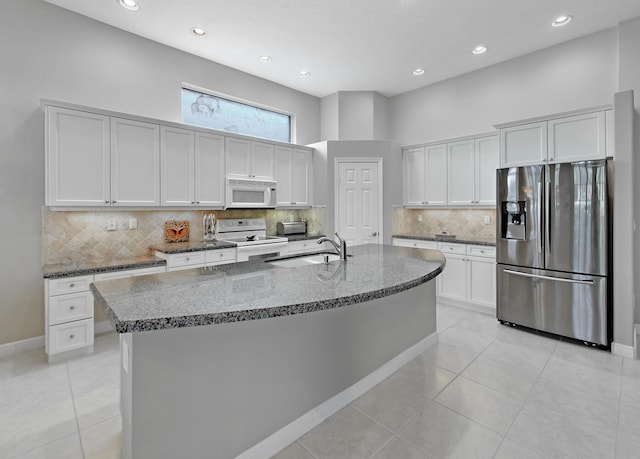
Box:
[181,87,291,143]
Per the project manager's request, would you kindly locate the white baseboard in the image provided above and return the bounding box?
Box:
[612,341,636,359]
[0,321,115,359]
[0,335,45,358]
[236,331,439,459]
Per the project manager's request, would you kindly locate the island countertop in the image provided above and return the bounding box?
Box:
[91,243,444,334]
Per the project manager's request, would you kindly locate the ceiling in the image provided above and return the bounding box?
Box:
[43,0,640,98]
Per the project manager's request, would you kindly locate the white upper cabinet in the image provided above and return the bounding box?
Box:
[499,108,610,167]
[403,144,447,207]
[275,146,312,207]
[474,135,499,205]
[46,106,110,206]
[225,138,274,180]
[447,136,498,206]
[110,117,160,206]
[447,140,475,205]
[548,111,606,163]
[500,121,547,167]
[161,126,195,206]
[161,127,224,207]
[194,132,225,207]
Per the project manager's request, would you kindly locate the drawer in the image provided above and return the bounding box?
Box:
[94,265,166,281]
[288,240,319,254]
[392,238,439,250]
[438,242,466,255]
[467,245,496,258]
[48,319,94,355]
[47,275,93,296]
[205,248,236,265]
[166,252,205,269]
[48,291,94,325]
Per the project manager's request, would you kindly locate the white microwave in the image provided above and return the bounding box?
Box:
[225,178,277,208]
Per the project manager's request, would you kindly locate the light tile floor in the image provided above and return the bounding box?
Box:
[1,304,639,459]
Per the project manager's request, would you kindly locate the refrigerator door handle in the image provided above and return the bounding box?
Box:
[545,172,550,260]
[503,269,594,285]
[537,182,542,254]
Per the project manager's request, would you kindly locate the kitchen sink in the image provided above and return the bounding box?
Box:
[267,253,341,268]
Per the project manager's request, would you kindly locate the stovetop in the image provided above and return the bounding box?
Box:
[220,235,288,246]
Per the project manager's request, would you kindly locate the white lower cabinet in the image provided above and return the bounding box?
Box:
[45,265,166,361]
[155,248,237,271]
[288,239,334,254]
[392,238,496,312]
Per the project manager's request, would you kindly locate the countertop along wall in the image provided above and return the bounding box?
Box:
[0,0,321,346]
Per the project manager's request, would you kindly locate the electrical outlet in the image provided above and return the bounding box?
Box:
[107,218,117,231]
[483,215,491,225]
[128,218,138,230]
[417,214,423,222]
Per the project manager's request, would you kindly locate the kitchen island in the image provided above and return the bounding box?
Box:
[91,244,444,459]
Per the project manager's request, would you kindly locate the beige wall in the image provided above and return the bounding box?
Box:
[43,208,325,264]
[392,208,496,243]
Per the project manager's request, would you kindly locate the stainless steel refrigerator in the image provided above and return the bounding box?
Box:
[496,160,611,347]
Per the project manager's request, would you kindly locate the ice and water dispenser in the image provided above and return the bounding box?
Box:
[501,201,526,240]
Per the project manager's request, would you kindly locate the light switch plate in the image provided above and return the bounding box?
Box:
[107,218,117,231]
[128,218,137,230]
[483,215,491,225]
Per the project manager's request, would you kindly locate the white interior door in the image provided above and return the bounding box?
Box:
[336,160,382,246]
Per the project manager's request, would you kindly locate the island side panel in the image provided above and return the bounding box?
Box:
[123,281,436,459]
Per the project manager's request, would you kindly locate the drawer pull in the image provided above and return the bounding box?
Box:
[69,283,75,288]
[69,306,75,310]
[69,334,75,339]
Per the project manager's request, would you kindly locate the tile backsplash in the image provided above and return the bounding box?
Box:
[392,207,496,242]
[43,207,326,264]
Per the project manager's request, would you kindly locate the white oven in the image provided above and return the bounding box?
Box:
[216,218,289,262]
[226,178,277,209]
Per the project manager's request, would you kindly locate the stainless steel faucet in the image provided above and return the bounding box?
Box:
[317,232,348,260]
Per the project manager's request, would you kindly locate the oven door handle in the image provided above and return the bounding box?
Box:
[236,242,289,252]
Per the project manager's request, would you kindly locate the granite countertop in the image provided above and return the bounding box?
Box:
[393,234,496,247]
[151,240,237,254]
[283,233,326,242]
[91,244,445,334]
[44,255,166,279]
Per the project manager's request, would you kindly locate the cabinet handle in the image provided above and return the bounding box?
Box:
[196,201,200,204]
[112,200,117,204]
[186,257,190,261]
[69,283,75,288]
[69,305,75,310]
[105,200,109,204]
[219,253,223,257]
[69,334,75,339]
[192,201,195,204]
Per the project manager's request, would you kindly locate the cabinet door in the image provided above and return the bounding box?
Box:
[447,140,474,205]
[195,132,225,207]
[467,256,496,309]
[161,126,195,206]
[548,111,606,163]
[111,118,160,206]
[500,122,547,167]
[251,142,275,180]
[46,106,110,206]
[425,144,447,205]
[225,137,251,178]
[475,136,499,206]
[438,253,467,302]
[403,147,426,206]
[291,149,312,206]
[274,146,293,205]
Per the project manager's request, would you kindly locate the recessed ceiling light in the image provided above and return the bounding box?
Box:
[298,70,311,78]
[413,68,425,76]
[191,27,207,37]
[552,15,573,27]
[472,45,488,55]
[258,56,272,63]
[119,0,139,11]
